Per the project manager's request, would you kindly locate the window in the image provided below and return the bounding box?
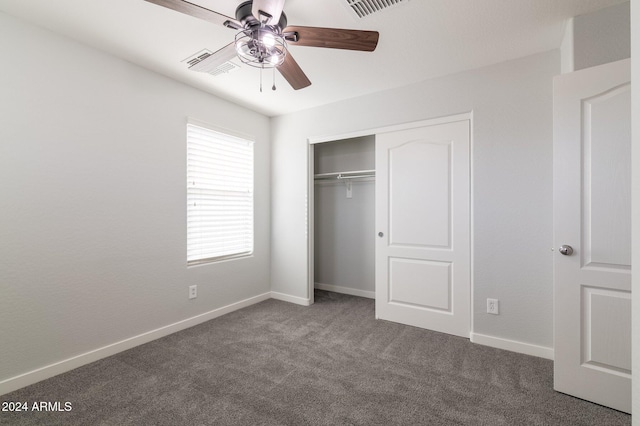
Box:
[187,122,254,264]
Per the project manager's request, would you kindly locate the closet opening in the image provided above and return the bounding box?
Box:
[307,113,471,336]
[310,135,376,303]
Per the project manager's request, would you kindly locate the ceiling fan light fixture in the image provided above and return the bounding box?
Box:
[262,32,275,47]
[235,28,287,68]
[268,55,280,66]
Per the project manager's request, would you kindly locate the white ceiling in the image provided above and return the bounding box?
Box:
[0,0,627,116]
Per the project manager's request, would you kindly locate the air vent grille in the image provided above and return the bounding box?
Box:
[344,0,406,19]
[183,49,213,67]
[208,61,241,76]
[182,48,240,77]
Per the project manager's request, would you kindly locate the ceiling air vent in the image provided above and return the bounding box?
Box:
[182,48,240,77]
[208,61,241,76]
[183,49,213,67]
[344,0,407,19]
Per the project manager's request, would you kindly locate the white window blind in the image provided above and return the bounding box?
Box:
[187,123,254,264]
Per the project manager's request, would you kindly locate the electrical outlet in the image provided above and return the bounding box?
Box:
[487,298,499,315]
[189,285,197,300]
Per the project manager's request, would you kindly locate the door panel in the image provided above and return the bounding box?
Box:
[389,258,451,311]
[581,287,631,373]
[582,85,632,267]
[553,58,631,413]
[376,120,470,338]
[389,141,451,247]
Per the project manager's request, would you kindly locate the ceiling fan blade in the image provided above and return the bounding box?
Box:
[252,0,286,25]
[284,26,379,52]
[189,42,237,73]
[277,53,311,90]
[143,0,242,29]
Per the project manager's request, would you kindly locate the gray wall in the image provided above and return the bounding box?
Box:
[313,137,375,296]
[0,12,271,386]
[574,2,630,70]
[272,50,558,349]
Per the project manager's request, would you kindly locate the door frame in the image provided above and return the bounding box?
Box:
[306,112,474,331]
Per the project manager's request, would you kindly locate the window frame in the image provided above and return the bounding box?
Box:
[186,119,255,266]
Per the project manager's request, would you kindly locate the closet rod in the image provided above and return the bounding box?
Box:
[314,169,375,180]
[337,174,374,180]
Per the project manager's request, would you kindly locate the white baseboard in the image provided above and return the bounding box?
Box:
[315,283,375,299]
[0,292,271,396]
[470,332,554,360]
[270,291,311,306]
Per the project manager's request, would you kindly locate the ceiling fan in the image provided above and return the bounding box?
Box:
[143,0,379,90]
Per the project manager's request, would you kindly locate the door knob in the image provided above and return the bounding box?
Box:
[559,245,574,256]
[378,232,384,237]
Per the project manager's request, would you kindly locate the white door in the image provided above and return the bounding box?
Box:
[553,59,631,413]
[375,119,470,338]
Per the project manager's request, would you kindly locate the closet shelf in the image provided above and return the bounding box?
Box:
[314,169,376,181]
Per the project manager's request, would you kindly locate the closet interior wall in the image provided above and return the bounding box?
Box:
[313,136,375,298]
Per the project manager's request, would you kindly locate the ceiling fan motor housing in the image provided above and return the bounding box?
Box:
[236,1,287,30]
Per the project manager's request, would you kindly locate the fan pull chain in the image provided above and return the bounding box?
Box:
[272,67,276,91]
[260,66,263,92]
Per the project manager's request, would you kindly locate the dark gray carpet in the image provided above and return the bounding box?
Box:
[0,290,631,425]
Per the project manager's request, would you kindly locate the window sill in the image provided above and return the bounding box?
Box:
[187,252,254,267]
